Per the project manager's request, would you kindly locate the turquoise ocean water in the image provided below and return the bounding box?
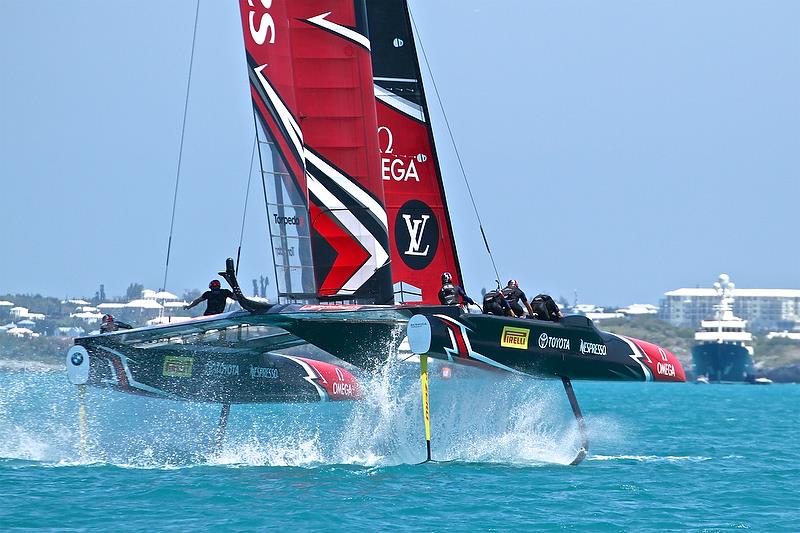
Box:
[1,361,798,531]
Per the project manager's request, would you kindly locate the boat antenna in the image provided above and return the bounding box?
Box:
[408,8,502,286]
[236,134,258,276]
[161,0,201,292]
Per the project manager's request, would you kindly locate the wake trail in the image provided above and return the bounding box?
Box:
[0,353,604,469]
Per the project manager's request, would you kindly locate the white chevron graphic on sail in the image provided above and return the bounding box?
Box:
[305,12,370,50]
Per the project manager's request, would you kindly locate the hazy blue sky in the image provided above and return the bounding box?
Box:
[1,0,797,305]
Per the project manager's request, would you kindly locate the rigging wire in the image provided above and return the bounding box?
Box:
[236,135,258,276]
[161,0,201,292]
[408,8,503,287]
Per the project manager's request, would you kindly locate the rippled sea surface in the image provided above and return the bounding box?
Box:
[1,362,798,531]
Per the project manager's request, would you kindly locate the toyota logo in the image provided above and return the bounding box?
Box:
[538,333,548,349]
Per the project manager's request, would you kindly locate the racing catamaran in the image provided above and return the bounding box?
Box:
[66,0,685,464]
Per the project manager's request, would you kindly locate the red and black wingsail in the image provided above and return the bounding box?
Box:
[238,0,393,304]
[366,0,464,304]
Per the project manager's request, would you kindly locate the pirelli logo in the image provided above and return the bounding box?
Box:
[162,355,193,378]
[501,326,530,350]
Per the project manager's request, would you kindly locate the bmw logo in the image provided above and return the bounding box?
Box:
[71,352,84,366]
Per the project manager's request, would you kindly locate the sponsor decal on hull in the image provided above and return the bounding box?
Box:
[332,380,356,397]
[500,326,530,350]
[579,339,607,356]
[205,361,240,377]
[162,355,194,377]
[249,365,279,379]
[538,332,571,351]
[657,361,677,377]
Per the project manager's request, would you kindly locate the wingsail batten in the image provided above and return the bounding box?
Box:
[366,0,464,304]
[238,0,393,304]
[374,84,426,122]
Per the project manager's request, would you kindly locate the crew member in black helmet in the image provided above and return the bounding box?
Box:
[185,280,235,316]
[100,314,133,333]
[501,279,535,318]
[438,272,475,307]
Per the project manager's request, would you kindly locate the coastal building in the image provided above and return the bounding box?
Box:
[17,319,37,330]
[61,299,90,306]
[660,285,800,332]
[567,304,624,321]
[92,289,191,324]
[4,326,38,338]
[766,330,800,341]
[618,303,658,316]
[71,311,105,323]
[10,307,28,320]
[0,301,13,319]
[55,326,86,337]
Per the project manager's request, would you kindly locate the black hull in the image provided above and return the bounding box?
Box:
[209,260,685,382]
[67,303,685,407]
[406,313,685,382]
[67,316,361,404]
[261,304,685,382]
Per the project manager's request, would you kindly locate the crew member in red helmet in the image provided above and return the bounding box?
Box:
[185,280,235,316]
[100,314,133,333]
[501,279,535,318]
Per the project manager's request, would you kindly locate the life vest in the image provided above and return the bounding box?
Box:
[439,283,459,305]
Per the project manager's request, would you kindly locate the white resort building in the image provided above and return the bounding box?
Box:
[660,284,800,332]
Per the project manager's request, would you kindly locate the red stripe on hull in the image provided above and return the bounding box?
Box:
[296,356,363,400]
[625,336,686,382]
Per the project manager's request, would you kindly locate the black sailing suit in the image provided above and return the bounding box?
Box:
[100,320,133,333]
[438,283,475,306]
[483,290,511,316]
[197,288,234,315]
[501,286,528,317]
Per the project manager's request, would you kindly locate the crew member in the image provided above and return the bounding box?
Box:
[530,294,564,321]
[482,289,514,317]
[438,272,475,307]
[185,280,235,316]
[100,314,133,333]
[501,279,535,318]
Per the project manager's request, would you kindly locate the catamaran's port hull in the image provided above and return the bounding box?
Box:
[66,315,361,403]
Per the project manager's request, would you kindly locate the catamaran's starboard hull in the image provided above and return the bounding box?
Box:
[258,304,686,382]
[405,313,686,382]
[66,314,361,403]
